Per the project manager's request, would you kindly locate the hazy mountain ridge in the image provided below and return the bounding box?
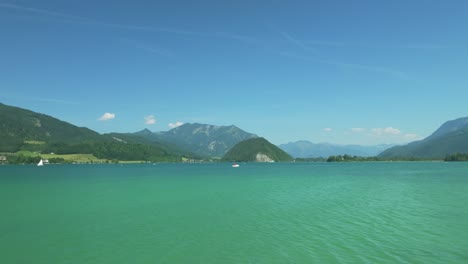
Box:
[424,117,468,140]
[279,140,394,158]
[379,117,468,159]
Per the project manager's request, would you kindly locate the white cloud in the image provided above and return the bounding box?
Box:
[351,128,366,132]
[98,112,115,121]
[404,133,421,140]
[352,127,423,144]
[323,128,333,132]
[168,121,184,129]
[144,115,156,125]
[371,127,401,136]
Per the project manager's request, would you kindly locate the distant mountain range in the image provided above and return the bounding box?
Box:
[379,117,468,159]
[278,141,394,158]
[2,102,468,161]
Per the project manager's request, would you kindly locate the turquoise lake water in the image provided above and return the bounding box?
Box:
[1,162,467,263]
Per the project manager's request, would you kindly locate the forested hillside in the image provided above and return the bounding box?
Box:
[0,103,183,162]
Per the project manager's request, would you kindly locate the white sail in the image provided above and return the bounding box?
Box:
[37,159,43,166]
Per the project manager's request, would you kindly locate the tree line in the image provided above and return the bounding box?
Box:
[326,154,441,162]
[44,141,183,162]
[444,153,468,161]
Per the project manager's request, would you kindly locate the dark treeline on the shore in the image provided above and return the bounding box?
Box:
[44,142,184,162]
[326,154,468,162]
[444,153,468,162]
[326,154,449,162]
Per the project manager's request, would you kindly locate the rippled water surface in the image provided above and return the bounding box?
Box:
[1,162,467,263]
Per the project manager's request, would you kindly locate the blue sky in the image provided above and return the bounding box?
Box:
[1,0,467,145]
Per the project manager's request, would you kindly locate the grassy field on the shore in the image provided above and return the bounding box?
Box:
[4,151,147,164]
[14,151,106,163]
[43,153,107,163]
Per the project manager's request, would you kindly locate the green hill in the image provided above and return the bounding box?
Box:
[222,137,293,162]
[379,117,468,159]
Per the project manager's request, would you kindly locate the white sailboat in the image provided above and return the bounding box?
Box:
[37,159,44,166]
